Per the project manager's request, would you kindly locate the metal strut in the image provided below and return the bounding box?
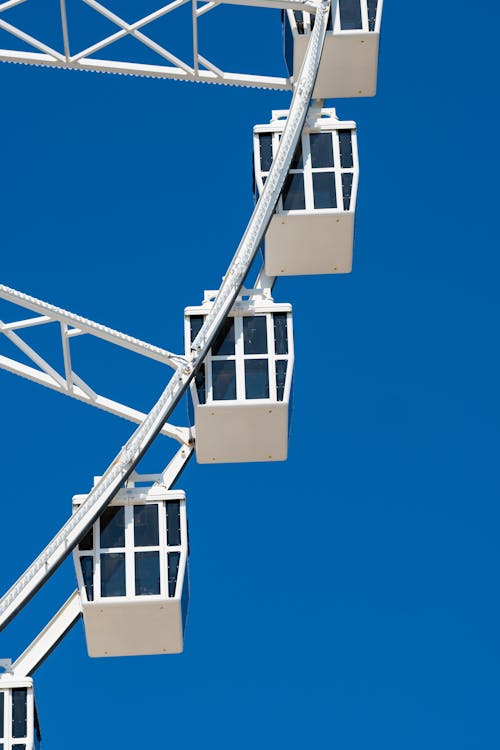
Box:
[0,0,334,631]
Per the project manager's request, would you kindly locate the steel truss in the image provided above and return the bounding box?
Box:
[0,283,191,445]
[0,0,321,88]
[0,0,334,674]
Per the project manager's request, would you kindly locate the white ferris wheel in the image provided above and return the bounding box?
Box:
[0,1,384,747]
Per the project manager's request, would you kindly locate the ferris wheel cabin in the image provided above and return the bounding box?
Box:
[283,0,383,99]
[0,675,41,750]
[72,486,189,657]
[254,108,358,276]
[186,292,294,463]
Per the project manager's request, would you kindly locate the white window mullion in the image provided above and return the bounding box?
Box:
[125,505,135,598]
[303,132,314,211]
[332,131,344,211]
[235,317,245,400]
[360,0,369,33]
[158,502,167,597]
[267,314,277,401]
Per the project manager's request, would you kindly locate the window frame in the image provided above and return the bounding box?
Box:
[0,685,35,750]
[256,127,356,216]
[198,312,292,404]
[74,500,185,602]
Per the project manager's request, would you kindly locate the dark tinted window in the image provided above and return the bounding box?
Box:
[290,140,303,170]
[282,173,305,210]
[195,365,206,405]
[167,502,181,547]
[12,745,26,749]
[313,173,337,209]
[168,552,181,597]
[342,173,354,210]
[339,130,354,168]
[245,360,269,399]
[190,315,204,344]
[12,689,27,738]
[259,134,273,172]
[133,504,159,547]
[0,691,4,738]
[212,318,235,356]
[135,551,160,596]
[100,553,126,597]
[243,316,268,355]
[34,707,41,745]
[339,0,362,30]
[310,133,334,168]
[212,361,236,400]
[80,556,94,601]
[293,10,304,34]
[368,0,378,31]
[99,507,125,548]
[274,313,288,355]
[78,526,93,551]
[276,361,288,402]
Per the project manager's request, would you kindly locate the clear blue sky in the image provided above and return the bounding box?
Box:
[1,2,499,748]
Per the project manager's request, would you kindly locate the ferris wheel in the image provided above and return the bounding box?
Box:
[0,1,384,747]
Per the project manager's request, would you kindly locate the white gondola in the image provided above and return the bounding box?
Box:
[0,674,41,750]
[72,486,189,657]
[283,1,383,99]
[254,108,358,276]
[186,291,294,464]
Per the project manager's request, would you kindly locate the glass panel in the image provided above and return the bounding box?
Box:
[12,745,26,750]
[282,173,305,211]
[78,527,93,551]
[327,6,333,30]
[99,507,125,548]
[274,313,289,355]
[190,315,204,344]
[339,130,354,168]
[166,502,181,547]
[368,0,378,31]
[212,361,236,400]
[243,316,268,355]
[290,140,303,170]
[0,691,4,738]
[135,551,160,596]
[259,134,273,172]
[168,552,180,597]
[339,0,363,30]
[133,504,159,547]
[313,173,337,209]
[80,556,94,601]
[276,361,288,402]
[342,173,354,210]
[100,553,126,597]
[310,133,334,168]
[245,359,269,399]
[293,10,304,34]
[212,318,235,356]
[195,365,206,405]
[12,689,27,738]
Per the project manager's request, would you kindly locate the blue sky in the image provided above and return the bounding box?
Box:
[1,2,499,748]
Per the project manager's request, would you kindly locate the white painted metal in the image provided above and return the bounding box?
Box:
[284,0,384,98]
[73,486,189,656]
[0,674,40,750]
[0,284,190,444]
[0,0,333,631]
[0,0,322,89]
[11,592,82,678]
[185,290,293,463]
[254,107,359,275]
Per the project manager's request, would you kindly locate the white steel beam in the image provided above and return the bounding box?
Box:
[0,353,191,444]
[0,284,184,367]
[11,591,82,678]
[0,0,333,631]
